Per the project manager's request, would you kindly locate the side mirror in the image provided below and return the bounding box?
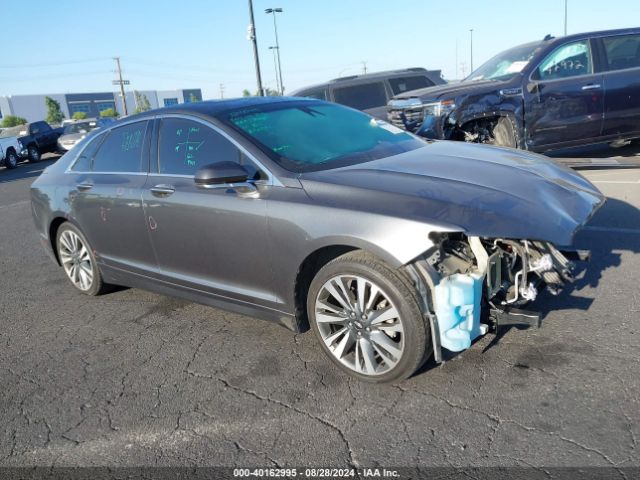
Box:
[194,161,249,186]
[526,82,539,94]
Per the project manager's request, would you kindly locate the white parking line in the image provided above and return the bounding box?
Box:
[584,225,640,234]
[0,200,29,210]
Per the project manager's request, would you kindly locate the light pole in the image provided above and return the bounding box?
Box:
[469,29,474,73]
[269,46,281,94]
[247,0,264,96]
[265,7,284,95]
[564,0,568,35]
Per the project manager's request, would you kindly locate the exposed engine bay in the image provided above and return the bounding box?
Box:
[409,233,590,361]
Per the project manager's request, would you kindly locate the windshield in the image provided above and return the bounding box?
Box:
[464,41,543,82]
[0,126,26,138]
[222,101,426,173]
[63,121,97,134]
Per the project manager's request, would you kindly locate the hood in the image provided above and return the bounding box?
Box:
[392,78,514,102]
[300,142,604,246]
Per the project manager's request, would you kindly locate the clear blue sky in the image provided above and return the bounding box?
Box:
[1,0,639,99]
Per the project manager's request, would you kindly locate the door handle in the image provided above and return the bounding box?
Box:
[150,184,175,197]
[76,182,93,192]
[581,84,601,91]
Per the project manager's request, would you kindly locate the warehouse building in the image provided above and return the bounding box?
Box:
[0,88,203,123]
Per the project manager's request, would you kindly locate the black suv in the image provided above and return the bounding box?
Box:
[388,28,640,152]
[292,68,445,120]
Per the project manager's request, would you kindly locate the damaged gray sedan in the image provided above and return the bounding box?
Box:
[30,97,604,383]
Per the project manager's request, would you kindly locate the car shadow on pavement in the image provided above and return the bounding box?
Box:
[0,156,60,184]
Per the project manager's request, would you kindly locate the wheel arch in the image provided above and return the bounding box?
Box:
[48,216,84,266]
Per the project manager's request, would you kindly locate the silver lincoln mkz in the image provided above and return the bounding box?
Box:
[31,97,604,382]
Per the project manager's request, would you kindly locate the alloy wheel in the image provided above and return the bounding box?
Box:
[314,274,405,376]
[58,230,94,291]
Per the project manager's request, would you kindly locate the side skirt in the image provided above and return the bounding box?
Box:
[100,263,299,332]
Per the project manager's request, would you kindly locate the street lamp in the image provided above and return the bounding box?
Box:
[265,7,284,95]
[269,46,281,94]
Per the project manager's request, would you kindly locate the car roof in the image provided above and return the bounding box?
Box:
[121,97,314,122]
[559,26,640,42]
[290,68,441,94]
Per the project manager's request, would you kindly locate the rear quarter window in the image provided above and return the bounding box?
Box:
[603,34,640,71]
[388,75,434,95]
[332,82,388,110]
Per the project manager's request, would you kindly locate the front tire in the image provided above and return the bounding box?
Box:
[28,145,41,163]
[4,150,18,169]
[56,223,108,296]
[307,251,430,383]
[492,117,517,148]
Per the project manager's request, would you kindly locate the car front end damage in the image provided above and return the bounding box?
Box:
[405,233,592,362]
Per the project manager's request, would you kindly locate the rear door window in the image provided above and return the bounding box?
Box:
[157,117,260,179]
[91,121,149,173]
[603,34,640,71]
[388,75,434,95]
[332,82,387,110]
[537,40,593,80]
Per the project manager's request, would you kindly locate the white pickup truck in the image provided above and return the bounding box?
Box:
[0,128,22,170]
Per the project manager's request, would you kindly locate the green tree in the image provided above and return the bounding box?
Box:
[99,108,119,118]
[72,111,87,120]
[134,91,152,113]
[45,96,65,124]
[243,88,280,97]
[1,115,27,127]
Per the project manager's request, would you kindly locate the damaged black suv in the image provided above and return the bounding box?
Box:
[388,28,640,152]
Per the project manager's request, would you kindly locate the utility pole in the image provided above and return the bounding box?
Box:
[455,39,458,80]
[247,0,264,96]
[113,57,129,116]
[564,0,568,35]
[362,61,368,74]
[219,83,225,99]
[469,29,474,73]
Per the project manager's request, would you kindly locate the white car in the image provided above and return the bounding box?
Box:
[0,128,22,170]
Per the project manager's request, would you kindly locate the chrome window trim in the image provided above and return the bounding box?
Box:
[155,113,283,187]
[64,114,283,187]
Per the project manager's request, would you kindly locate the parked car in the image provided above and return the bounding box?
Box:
[388,28,640,152]
[31,98,604,382]
[57,118,113,152]
[16,120,63,162]
[291,67,445,119]
[0,128,21,170]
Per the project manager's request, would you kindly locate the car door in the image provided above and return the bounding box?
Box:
[598,33,640,137]
[331,81,390,119]
[70,120,157,275]
[524,39,604,149]
[142,115,275,308]
[37,122,56,149]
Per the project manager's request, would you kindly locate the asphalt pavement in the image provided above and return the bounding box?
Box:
[0,152,638,471]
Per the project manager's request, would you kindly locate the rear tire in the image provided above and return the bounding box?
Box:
[55,222,108,296]
[28,145,41,163]
[492,117,517,148]
[4,150,18,169]
[307,251,430,383]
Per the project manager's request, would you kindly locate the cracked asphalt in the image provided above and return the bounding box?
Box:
[0,155,638,470]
